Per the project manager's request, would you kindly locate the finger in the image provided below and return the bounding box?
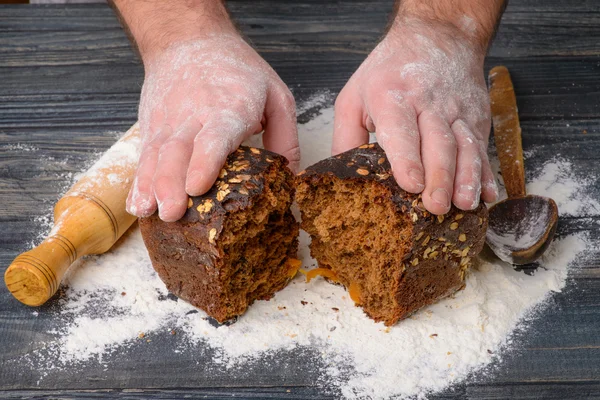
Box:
[419,111,457,215]
[451,120,482,210]
[262,87,300,172]
[153,124,197,222]
[480,144,499,203]
[126,134,162,218]
[332,88,369,155]
[186,111,254,196]
[468,110,497,203]
[372,103,425,194]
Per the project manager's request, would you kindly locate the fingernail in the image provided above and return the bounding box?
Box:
[484,179,499,200]
[158,197,176,221]
[458,185,475,200]
[458,185,481,210]
[431,188,450,208]
[126,201,137,216]
[186,171,203,195]
[128,192,151,217]
[408,169,425,190]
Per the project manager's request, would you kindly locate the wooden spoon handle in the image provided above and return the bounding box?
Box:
[488,66,526,198]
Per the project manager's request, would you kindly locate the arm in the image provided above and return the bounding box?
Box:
[111,1,299,222]
[333,0,506,215]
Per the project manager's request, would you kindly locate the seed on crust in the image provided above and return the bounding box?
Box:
[244,181,258,190]
[462,247,470,257]
[218,169,227,178]
[239,187,249,195]
[411,258,419,266]
[356,168,369,176]
[450,222,459,230]
[298,170,306,176]
[187,198,193,208]
[415,232,424,241]
[411,212,418,222]
[347,162,355,167]
[266,157,274,163]
[430,251,439,259]
[423,248,432,259]
[378,157,386,165]
[437,215,444,224]
[208,228,217,244]
[216,189,231,202]
[359,144,370,149]
[376,173,390,180]
[479,217,483,225]
[455,213,464,221]
[197,199,214,213]
[458,233,467,242]
[250,147,260,154]
[422,235,431,246]
[438,237,446,242]
[232,160,251,171]
[228,177,243,183]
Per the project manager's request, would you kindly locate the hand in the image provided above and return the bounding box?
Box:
[126,33,299,222]
[333,18,498,215]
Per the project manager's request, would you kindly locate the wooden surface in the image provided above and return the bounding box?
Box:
[1,1,600,399]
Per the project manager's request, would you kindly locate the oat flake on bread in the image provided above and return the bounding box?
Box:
[14,99,597,399]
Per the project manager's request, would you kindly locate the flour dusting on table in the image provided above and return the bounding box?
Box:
[18,104,596,399]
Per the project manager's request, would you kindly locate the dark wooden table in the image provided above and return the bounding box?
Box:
[1,1,600,399]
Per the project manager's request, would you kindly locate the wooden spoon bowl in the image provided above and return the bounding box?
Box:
[487,195,558,264]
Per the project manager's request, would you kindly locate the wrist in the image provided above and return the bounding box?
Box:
[389,0,506,55]
[386,16,486,61]
[113,0,237,66]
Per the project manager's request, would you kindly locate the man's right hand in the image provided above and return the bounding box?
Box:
[112,1,299,222]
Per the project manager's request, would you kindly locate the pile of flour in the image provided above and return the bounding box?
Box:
[18,101,596,399]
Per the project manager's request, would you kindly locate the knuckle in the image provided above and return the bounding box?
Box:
[280,91,296,112]
[334,89,353,110]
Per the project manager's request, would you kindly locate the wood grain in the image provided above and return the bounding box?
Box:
[0,1,599,399]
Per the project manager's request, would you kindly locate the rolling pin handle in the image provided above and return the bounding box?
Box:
[4,236,74,306]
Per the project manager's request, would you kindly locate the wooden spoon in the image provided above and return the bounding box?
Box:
[486,66,559,265]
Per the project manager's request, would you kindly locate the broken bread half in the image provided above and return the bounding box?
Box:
[139,146,300,323]
[296,143,488,326]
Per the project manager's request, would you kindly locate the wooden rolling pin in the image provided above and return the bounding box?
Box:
[4,123,140,306]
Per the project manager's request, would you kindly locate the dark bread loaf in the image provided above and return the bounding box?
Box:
[296,143,488,326]
[139,146,300,323]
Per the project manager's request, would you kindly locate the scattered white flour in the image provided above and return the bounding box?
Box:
[295,91,334,116]
[1,143,39,152]
[15,106,597,399]
[527,160,600,216]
